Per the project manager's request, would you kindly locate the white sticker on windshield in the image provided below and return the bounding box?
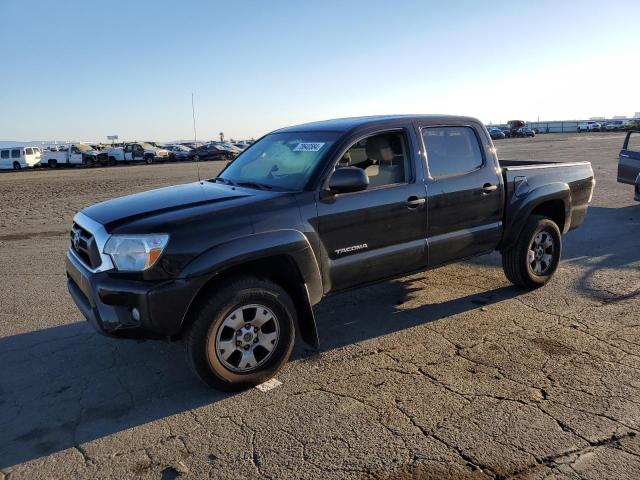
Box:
[293,142,325,152]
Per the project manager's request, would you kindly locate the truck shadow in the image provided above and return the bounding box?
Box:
[0,323,225,469]
[562,205,640,303]
[0,279,522,469]
[313,279,521,352]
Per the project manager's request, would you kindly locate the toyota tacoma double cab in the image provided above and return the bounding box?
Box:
[66,115,595,390]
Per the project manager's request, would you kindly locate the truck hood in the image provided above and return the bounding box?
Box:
[82,181,257,230]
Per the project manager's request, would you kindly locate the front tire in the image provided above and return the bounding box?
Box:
[145,155,154,164]
[502,215,562,289]
[185,276,296,391]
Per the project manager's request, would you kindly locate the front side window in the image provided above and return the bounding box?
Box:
[627,132,640,152]
[422,126,483,178]
[25,148,33,155]
[219,131,339,190]
[1,150,9,159]
[336,132,409,188]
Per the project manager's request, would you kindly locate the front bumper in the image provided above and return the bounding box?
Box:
[66,250,206,338]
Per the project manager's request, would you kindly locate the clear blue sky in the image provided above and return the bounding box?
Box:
[1,0,638,142]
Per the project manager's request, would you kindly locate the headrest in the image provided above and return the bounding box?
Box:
[365,136,394,163]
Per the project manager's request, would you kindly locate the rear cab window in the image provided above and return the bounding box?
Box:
[422,126,484,178]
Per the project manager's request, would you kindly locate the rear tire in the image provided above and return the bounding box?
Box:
[185,276,296,391]
[48,159,58,169]
[12,161,21,170]
[502,215,562,289]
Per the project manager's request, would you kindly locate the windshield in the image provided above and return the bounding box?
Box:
[218,132,339,190]
[140,142,156,149]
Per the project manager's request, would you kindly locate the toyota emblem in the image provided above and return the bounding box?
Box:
[73,230,81,250]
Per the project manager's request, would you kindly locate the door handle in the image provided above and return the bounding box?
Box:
[406,196,426,208]
[620,153,630,158]
[482,183,498,194]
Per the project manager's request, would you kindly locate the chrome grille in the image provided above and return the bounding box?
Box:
[70,223,102,269]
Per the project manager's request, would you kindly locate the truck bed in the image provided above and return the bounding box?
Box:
[499,159,595,233]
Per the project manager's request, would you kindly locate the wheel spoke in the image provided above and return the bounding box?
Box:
[252,308,274,328]
[239,350,257,370]
[217,339,238,361]
[533,233,542,246]
[533,261,542,274]
[223,308,245,330]
[542,235,553,249]
[528,250,536,264]
[258,331,278,352]
[542,253,553,266]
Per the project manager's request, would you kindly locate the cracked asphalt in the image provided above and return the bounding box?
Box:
[0,133,638,479]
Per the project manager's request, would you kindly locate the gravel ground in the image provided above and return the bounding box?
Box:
[1,133,639,479]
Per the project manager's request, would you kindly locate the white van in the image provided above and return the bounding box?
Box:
[0,146,41,170]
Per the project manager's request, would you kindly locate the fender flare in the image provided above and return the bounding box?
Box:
[179,229,323,348]
[500,182,571,251]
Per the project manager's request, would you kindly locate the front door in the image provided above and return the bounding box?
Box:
[70,146,83,164]
[419,123,503,267]
[132,144,144,162]
[618,131,640,185]
[316,130,427,292]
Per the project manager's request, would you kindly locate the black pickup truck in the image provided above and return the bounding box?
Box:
[66,115,595,390]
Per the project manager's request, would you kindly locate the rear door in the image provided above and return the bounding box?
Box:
[418,122,504,267]
[618,131,640,185]
[316,127,427,292]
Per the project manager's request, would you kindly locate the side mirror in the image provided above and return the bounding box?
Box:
[326,167,369,194]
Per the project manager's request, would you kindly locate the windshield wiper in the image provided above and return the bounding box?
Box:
[209,177,236,186]
[236,181,273,190]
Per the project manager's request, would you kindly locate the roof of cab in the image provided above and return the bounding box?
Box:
[273,114,480,134]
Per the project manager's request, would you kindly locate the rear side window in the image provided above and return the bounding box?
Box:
[628,132,640,152]
[1,150,9,159]
[11,149,21,158]
[422,126,483,178]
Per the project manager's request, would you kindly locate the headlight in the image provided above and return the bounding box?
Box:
[104,234,169,271]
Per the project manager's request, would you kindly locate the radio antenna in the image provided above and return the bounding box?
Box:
[192,92,201,182]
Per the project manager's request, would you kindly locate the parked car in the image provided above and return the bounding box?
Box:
[0,146,41,170]
[577,121,601,132]
[190,143,235,161]
[488,127,506,140]
[106,142,171,164]
[65,114,595,390]
[625,119,640,131]
[218,142,243,155]
[40,143,106,168]
[179,141,205,150]
[164,144,193,161]
[617,130,640,200]
[516,127,536,138]
[604,120,625,131]
[499,127,512,138]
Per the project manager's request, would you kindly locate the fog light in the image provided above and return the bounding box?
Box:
[131,308,141,322]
